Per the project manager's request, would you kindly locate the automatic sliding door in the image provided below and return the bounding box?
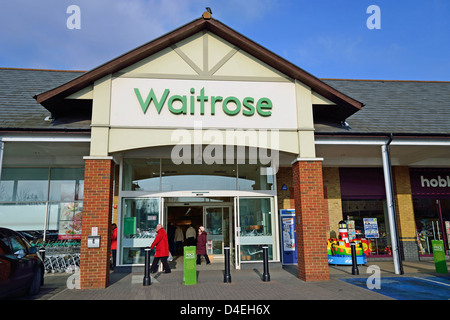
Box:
[238,197,277,262]
[204,206,232,258]
[120,198,160,265]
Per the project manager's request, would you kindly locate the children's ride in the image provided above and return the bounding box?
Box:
[328,221,367,265]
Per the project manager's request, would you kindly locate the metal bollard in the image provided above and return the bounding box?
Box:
[38,247,46,261]
[224,246,231,283]
[143,246,152,286]
[262,245,270,282]
[351,242,359,275]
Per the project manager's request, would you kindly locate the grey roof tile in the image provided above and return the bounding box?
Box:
[1,68,449,135]
[319,79,450,135]
[0,68,89,130]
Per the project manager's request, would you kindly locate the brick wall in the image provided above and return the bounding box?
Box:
[79,159,115,289]
[292,160,329,281]
[393,166,419,261]
[322,167,342,239]
[276,167,295,209]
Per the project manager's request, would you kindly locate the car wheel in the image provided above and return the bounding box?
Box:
[28,268,42,295]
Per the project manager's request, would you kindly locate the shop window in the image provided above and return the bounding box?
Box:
[238,164,274,191]
[0,202,47,231]
[238,197,276,261]
[0,168,49,202]
[0,167,84,243]
[341,199,391,256]
[122,159,160,191]
[161,159,237,191]
[413,198,450,255]
[121,198,159,264]
[240,244,273,261]
[49,168,84,201]
[122,158,277,192]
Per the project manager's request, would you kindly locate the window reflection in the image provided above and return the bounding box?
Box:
[0,167,84,242]
[122,158,276,192]
[341,199,390,256]
[121,198,159,264]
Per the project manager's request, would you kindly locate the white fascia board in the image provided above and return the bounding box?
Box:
[315,137,386,145]
[0,134,91,143]
[315,136,450,146]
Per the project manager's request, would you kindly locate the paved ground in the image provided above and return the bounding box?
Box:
[5,258,447,302]
[4,258,448,317]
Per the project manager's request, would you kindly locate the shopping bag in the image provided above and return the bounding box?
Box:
[168,251,173,262]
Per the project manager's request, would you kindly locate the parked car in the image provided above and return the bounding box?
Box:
[0,227,44,298]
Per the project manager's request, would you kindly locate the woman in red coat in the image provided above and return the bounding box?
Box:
[150,224,171,273]
[196,226,211,265]
[110,223,117,270]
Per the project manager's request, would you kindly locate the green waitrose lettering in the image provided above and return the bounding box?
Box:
[134,87,272,117]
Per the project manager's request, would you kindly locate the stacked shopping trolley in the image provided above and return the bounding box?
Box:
[38,240,80,274]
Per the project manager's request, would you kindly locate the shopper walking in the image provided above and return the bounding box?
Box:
[186,224,196,246]
[150,224,171,273]
[196,226,210,265]
[174,224,184,255]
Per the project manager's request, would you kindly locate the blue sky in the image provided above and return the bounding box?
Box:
[0,0,449,81]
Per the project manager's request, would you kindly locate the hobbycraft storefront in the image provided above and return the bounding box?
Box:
[1,13,450,289]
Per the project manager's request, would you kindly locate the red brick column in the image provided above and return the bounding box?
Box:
[80,158,114,289]
[292,159,329,281]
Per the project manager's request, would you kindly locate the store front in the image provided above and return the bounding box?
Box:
[117,156,279,269]
[410,168,450,255]
[339,168,392,257]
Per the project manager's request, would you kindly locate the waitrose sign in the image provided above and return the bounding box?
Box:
[110,78,297,129]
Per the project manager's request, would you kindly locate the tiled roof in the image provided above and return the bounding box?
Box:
[0,68,89,130]
[0,68,449,135]
[319,79,450,135]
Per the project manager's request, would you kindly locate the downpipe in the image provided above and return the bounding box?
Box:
[381,134,404,275]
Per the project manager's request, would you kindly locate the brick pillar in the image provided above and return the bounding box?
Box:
[393,166,419,261]
[80,158,114,289]
[292,159,329,281]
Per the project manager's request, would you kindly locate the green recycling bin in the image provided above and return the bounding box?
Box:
[183,246,197,285]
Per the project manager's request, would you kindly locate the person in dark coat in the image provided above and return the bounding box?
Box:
[167,222,175,255]
[150,224,171,273]
[196,226,210,265]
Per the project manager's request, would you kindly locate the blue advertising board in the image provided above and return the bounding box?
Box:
[280,209,297,265]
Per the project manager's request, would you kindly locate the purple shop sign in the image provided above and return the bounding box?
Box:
[410,168,450,197]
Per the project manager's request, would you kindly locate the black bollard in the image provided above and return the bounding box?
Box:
[143,246,152,286]
[224,246,231,283]
[38,247,45,261]
[351,242,359,275]
[262,245,270,282]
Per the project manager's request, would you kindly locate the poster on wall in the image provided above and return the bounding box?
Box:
[58,202,82,240]
[347,220,356,240]
[363,218,379,238]
[280,209,297,265]
[281,217,295,251]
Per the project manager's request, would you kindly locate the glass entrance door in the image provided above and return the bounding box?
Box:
[204,206,233,261]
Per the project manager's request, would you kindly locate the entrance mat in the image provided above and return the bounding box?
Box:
[341,276,450,300]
